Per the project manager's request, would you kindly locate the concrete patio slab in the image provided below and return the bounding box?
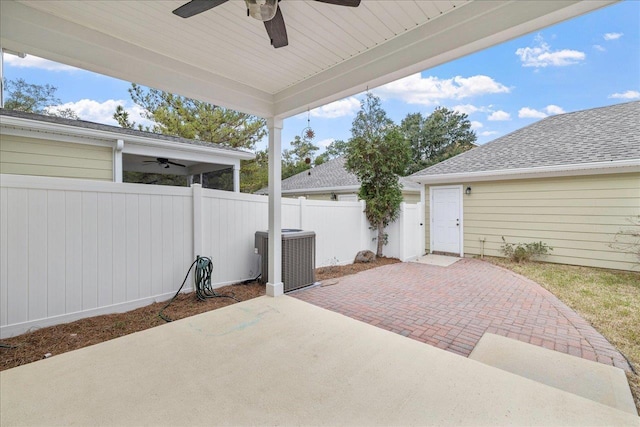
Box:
[1,296,637,426]
[295,259,632,371]
[412,253,461,267]
[470,333,637,415]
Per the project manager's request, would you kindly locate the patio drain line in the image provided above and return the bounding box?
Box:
[159,256,239,322]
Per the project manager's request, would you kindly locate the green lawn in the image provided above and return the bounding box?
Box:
[484,257,640,412]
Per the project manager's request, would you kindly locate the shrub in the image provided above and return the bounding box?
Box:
[501,237,553,263]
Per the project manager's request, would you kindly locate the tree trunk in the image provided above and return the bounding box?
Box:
[376,222,384,257]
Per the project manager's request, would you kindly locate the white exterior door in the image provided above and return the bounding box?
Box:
[430,186,463,255]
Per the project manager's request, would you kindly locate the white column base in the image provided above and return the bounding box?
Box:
[266,282,284,297]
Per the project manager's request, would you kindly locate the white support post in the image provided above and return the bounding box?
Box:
[398,202,406,261]
[192,183,202,260]
[298,196,306,230]
[266,117,284,297]
[233,163,240,193]
[420,186,427,255]
[0,48,4,108]
[114,139,124,183]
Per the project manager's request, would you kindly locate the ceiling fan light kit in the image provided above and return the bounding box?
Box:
[173,0,361,49]
[245,0,278,21]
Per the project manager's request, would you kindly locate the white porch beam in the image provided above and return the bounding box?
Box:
[266,117,284,297]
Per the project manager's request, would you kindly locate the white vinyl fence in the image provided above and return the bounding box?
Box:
[1,175,423,337]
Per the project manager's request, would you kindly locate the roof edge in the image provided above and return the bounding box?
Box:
[0,113,255,160]
[407,159,640,185]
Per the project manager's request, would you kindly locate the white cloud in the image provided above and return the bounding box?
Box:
[545,104,565,115]
[603,32,623,41]
[316,138,335,148]
[518,107,548,119]
[593,44,605,52]
[3,54,80,72]
[480,131,499,137]
[375,73,509,105]
[487,110,510,121]
[516,35,585,68]
[46,99,153,127]
[310,97,360,119]
[518,105,565,119]
[609,90,640,100]
[470,121,483,130]
[451,104,488,115]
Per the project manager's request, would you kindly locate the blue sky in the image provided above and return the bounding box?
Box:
[3,1,639,153]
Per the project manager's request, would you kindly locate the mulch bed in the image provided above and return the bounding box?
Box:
[0,257,399,371]
[315,256,400,281]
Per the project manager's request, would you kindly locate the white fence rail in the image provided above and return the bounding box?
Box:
[1,175,423,337]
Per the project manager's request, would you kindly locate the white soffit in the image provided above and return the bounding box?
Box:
[1,1,615,118]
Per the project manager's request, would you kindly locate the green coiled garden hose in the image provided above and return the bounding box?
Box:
[159,256,239,322]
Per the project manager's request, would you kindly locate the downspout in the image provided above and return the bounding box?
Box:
[233,163,240,193]
[114,139,124,183]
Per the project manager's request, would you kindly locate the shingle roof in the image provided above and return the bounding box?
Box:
[411,101,640,177]
[257,157,420,194]
[0,108,249,154]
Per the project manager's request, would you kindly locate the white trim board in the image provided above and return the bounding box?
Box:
[410,159,640,185]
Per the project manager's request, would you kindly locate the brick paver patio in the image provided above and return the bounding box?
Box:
[293,259,631,371]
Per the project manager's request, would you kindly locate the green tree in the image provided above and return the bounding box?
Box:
[120,83,266,150]
[345,93,411,257]
[282,135,319,179]
[241,149,269,193]
[112,105,147,131]
[401,107,476,174]
[323,139,349,160]
[4,78,78,119]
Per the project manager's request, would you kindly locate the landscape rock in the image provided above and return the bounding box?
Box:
[354,250,376,263]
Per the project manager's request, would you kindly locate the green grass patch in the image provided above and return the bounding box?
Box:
[485,257,640,412]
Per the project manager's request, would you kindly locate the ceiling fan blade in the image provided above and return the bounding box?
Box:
[264,6,288,48]
[172,0,229,18]
[313,0,361,7]
[167,161,187,167]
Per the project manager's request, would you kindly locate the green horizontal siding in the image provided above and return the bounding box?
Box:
[426,172,640,271]
[0,135,113,181]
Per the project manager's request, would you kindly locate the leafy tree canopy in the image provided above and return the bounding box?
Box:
[323,139,349,160]
[241,149,269,194]
[345,93,411,257]
[4,78,78,119]
[117,83,266,151]
[282,135,319,179]
[401,107,476,174]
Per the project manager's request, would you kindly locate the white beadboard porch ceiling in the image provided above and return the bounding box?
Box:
[1,0,615,118]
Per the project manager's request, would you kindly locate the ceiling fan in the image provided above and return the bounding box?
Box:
[172,0,361,48]
[143,158,187,169]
